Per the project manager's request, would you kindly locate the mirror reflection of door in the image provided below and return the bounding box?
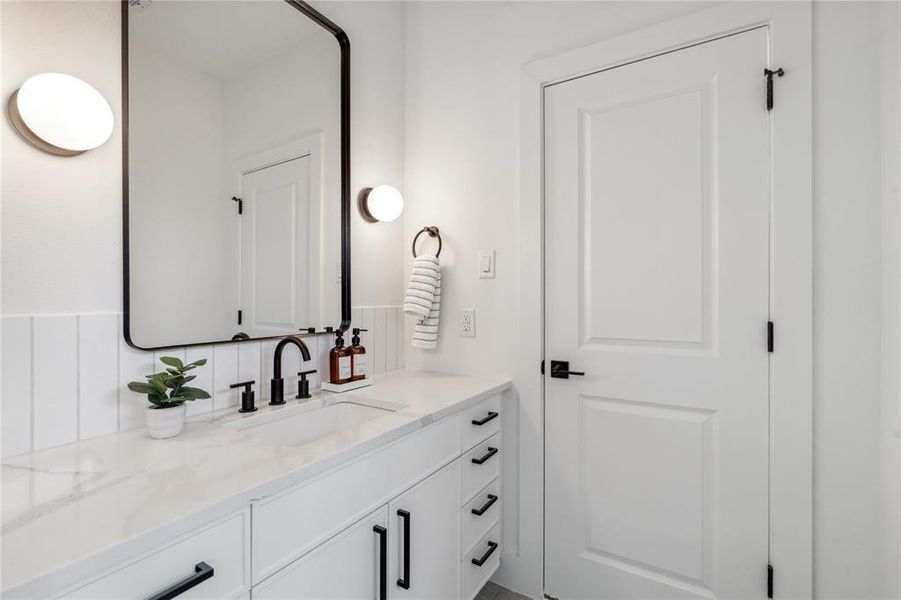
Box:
[126,0,342,349]
[239,151,319,338]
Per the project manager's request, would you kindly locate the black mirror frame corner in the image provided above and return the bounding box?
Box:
[120,0,351,351]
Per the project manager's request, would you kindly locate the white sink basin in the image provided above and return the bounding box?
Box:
[225,401,398,447]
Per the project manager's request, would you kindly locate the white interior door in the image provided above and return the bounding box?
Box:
[239,156,312,336]
[544,28,770,599]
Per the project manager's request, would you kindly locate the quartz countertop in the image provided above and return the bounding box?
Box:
[0,370,511,597]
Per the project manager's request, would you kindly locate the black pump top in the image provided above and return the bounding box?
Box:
[351,328,368,346]
[334,330,344,348]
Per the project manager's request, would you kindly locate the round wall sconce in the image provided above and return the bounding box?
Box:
[7,73,114,156]
[358,185,404,223]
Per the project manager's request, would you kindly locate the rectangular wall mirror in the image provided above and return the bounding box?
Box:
[123,0,350,350]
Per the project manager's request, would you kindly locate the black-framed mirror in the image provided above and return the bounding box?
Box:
[122,0,350,350]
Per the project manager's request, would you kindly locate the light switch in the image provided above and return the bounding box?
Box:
[478,250,496,279]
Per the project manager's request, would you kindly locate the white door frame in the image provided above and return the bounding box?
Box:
[512,3,812,598]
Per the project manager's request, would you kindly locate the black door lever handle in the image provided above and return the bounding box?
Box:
[549,360,585,379]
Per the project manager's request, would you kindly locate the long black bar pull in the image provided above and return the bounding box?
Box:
[374,525,387,600]
[765,68,784,111]
[767,563,774,599]
[397,509,411,589]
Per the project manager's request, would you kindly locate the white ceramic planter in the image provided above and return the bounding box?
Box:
[145,404,186,439]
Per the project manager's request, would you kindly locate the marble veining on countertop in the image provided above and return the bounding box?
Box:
[0,369,510,596]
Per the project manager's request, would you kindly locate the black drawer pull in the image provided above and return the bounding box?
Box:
[397,509,411,589]
[471,447,498,465]
[471,541,498,567]
[471,494,499,516]
[374,525,387,600]
[146,562,214,600]
[471,411,498,426]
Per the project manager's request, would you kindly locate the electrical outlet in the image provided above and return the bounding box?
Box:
[460,308,475,337]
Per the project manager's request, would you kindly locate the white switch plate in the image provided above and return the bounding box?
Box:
[478,250,496,279]
[460,308,476,337]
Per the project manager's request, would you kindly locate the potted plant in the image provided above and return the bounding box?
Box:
[128,356,211,439]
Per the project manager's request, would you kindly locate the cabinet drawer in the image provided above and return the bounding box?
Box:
[61,510,250,599]
[461,395,501,451]
[461,478,500,555]
[461,525,501,600]
[461,434,500,505]
[253,415,460,582]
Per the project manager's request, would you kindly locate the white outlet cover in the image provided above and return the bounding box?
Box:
[460,308,476,337]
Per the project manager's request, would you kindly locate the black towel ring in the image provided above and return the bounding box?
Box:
[412,226,442,258]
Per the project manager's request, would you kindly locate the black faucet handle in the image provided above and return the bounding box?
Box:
[230,381,257,413]
[296,369,317,400]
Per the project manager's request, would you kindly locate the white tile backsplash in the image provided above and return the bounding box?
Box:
[0,307,405,457]
[1,316,32,457]
[32,316,78,450]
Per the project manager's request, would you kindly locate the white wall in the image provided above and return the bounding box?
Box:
[403,1,900,598]
[1,0,122,315]
[877,3,901,598]
[812,4,898,598]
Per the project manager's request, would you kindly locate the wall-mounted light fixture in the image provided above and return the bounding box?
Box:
[358,185,404,223]
[8,73,114,156]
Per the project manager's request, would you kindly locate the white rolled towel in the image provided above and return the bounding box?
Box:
[404,254,441,349]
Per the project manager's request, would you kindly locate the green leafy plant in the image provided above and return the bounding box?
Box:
[127,356,211,409]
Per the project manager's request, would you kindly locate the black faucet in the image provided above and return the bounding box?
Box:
[270,335,312,406]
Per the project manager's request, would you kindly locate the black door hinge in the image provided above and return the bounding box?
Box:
[767,563,774,598]
[232,196,243,215]
[541,359,545,375]
[237,310,243,325]
[767,321,774,353]
[764,68,784,111]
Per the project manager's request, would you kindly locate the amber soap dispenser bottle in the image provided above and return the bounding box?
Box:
[329,330,352,384]
[349,328,368,381]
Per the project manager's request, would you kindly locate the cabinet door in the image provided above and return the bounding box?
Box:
[389,460,461,600]
[253,506,389,600]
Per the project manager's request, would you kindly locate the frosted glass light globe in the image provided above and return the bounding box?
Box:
[9,73,114,156]
[362,185,404,222]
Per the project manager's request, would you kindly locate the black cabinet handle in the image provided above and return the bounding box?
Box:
[396,509,411,589]
[374,525,387,600]
[471,411,499,426]
[471,447,498,465]
[146,562,214,600]
[471,494,499,516]
[471,541,498,567]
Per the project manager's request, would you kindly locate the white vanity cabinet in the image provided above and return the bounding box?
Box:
[34,393,502,600]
